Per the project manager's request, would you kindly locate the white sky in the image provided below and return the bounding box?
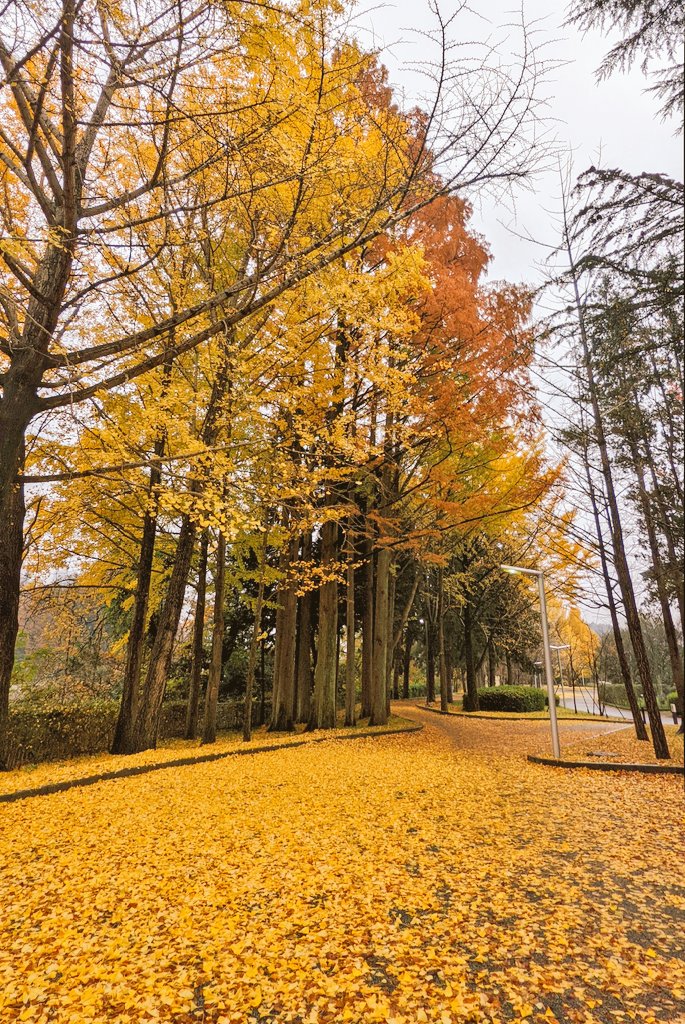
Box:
[352,1,683,625]
[352,0,684,285]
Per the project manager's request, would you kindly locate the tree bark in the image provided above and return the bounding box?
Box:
[345,529,357,726]
[295,532,314,723]
[426,623,436,704]
[392,658,400,700]
[462,597,479,711]
[402,629,412,699]
[185,530,209,740]
[270,534,299,731]
[0,418,26,769]
[438,568,449,713]
[487,636,496,687]
[564,230,670,758]
[0,4,81,764]
[370,545,391,726]
[582,447,647,738]
[630,443,684,731]
[360,532,374,718]
[385,560,396,718]
[309,519,338,729]
[643,443,685,634]
[243,530,269,742]
[586,388,669,756]
[111,455,164,753]
[130,515,196,752]
[202,532,226,745]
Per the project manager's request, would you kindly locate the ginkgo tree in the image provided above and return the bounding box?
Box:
[0,0,550,763]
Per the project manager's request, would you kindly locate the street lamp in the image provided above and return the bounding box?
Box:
[500,564,561,759]
[550,644,570,692]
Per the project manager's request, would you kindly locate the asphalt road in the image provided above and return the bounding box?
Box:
[557,686,675,725]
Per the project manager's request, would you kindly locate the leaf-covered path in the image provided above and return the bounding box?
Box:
[1,712,683,1024]
[396,703,628,758]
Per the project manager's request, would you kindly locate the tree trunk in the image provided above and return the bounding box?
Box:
[243,531,269,742]
[270,534,299,732]
[361,533,374,718]
[385,560,396,718]
[295,591,313,724]
[446,647,454,704]
[402,629,412,699]
[630,444,684,731]
[130,515,196,752]
[588,399,669,756]
[345,529,357,726]
[426,624,436,704]
[185,530,209,740]
[392,567,420,655]
[111,458,164,753]
[112,352,172,753]
[438,568,449,713]
[565,236,670,758]
[642,439,685,634]
[309,519,338,729]
[487,636,496,687]
[0,415,26,769]
[259,637,267,727]
[392,658,400,700]
[462,597,479,711]
[506,651,513,685]
[270,549,287,724]
[124,332,234,754]
[0,146,77,765]
[202,532,226,745]
[370,546,391,726]
[582,448,647,739]
[295,533,313,723]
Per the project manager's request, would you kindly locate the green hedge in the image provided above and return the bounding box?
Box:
[475,686,547,713]
[667,690,683,714]
[598,682,675,712]
[6,699,270,767]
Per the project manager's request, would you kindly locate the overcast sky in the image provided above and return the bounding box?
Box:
[353,0,684,285]
[351,1,683,622]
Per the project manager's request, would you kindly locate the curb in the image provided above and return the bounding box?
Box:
[414,704,606,723]
[0,723,423,805]
[527,753,684,776]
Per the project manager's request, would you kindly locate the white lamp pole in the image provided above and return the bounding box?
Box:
[501,564,561,759]
[550,644,570,692]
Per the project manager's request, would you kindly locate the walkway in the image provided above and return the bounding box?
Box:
[1,710,682,1024]
[394,700,627,759]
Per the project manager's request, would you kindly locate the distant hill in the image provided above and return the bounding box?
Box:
[588,620,612,637]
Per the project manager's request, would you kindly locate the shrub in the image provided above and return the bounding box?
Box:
[598,681,635,709]
[667,690,683,713]
[7,702,119,765]
[475,686,547,713]
[6,698,271,768]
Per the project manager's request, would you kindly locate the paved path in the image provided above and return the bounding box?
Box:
[557,687,674,725]
[2,703,682,1024]
[393,700,627,759]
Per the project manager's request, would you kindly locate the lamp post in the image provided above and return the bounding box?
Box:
[550,644,570,691]
[501,564,561,759]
